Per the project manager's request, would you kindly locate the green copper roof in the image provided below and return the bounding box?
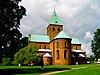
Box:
[49,10,63,25]
[53,31,70,40]
[29,35,50,43]
[71,38,81,44]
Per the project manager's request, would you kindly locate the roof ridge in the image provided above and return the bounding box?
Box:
[53,30,70,40]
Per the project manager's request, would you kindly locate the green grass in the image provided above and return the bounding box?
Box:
[0,64,99,75]
[53,64,100,75]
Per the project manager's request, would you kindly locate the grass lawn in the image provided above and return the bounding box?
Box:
[0,64,99,75]
[54,64,100,75]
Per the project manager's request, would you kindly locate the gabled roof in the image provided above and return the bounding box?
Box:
[48,9,63,25]
[78,54,85,57]
[71,38,81,44]
[53,30,70,40]
[43,53,52,57]
[29,35,50,43]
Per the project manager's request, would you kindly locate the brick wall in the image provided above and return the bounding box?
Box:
[47,24,63,40]
[51,38,71,65]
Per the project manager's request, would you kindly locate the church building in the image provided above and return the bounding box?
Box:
[29,9,86,65]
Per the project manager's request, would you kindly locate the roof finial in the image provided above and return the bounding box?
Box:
[54,5,55,12]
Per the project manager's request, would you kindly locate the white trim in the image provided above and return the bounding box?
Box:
[43,53,52,57]
[38,49,52,52]
[78,54,85,57]
[72,50,85,53]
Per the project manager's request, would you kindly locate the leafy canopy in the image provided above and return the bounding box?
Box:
[16,37,28,52]
[91,29,100,60]
[0,0,26,59]
[13,43,40,65]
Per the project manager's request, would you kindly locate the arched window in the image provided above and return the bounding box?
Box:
[39,45,41,49]
[57,50,60,59]
[57,27,60,31]
[47,59,49,62]
[64,50,67,59]
[57,42,59,48]
[76,46,77,50]
[44,45,46,49]
[65,42,67,48]
[52,27,55,31]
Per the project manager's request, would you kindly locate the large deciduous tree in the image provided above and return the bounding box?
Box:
[0,0,26,60]
[16,37,28,52]
[91,29,100,60]
[13,43,40,65]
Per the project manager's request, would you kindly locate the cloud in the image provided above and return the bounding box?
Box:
[85,31,92,38]
[19,0,100,56]
[81,43,93,57]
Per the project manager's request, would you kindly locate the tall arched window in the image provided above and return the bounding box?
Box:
[57,50,60,59]
[52,27,55,31]
[44,45,46,49]
[65,42,67,48]
[57,42,59,48]
[76,46,77,50]
[64,50,67,59]
[57,27,60,31]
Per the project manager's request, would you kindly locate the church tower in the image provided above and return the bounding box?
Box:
[47,9,63,40]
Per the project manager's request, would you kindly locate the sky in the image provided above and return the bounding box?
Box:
[19,0,100,56]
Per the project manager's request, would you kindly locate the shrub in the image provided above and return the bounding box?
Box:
[2,58,11,66]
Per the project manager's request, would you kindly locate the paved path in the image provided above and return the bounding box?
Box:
[40,67,85,75]
[40,64,100,75]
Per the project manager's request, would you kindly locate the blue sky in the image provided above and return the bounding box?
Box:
[19,0,100,56]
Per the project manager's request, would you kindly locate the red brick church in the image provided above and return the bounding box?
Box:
[28,9,86,65]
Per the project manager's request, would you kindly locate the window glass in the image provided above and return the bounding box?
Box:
[44,45,46,49]
[57,27,60,31]
[57,50,60,59]
[65,42,67,48]
[64,50,67,59]
[57,42,59,48]
[52,27,55,31]
[76,46,77,50]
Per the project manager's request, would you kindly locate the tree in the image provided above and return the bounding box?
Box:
[0,0,26,61]
[16,37,28,52]
[91,29,100,60]
[90,55,95,63]
[13,43,40,65]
